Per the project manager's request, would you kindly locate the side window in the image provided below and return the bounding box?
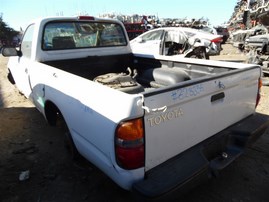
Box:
[21,24,35,58]
[141,30,163,42]
[165,30,187,44]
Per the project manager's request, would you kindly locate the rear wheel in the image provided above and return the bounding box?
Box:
[64,130,80,160]
[186,48,209,59]
[55,112,81,160]
[45,102,80,160]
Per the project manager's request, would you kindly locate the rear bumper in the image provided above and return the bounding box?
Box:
[133,113,269,198]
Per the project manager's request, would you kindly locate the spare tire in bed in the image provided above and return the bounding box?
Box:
[94,72,144,94]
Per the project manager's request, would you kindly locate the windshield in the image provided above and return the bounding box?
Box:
[42,21,127,50]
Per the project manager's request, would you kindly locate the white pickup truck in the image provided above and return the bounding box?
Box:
[2,16,269,198]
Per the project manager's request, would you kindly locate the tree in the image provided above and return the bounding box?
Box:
[0,14,19,46]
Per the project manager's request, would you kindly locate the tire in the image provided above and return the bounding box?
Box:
[64,131,80,160]
[7,71,15,85]
[186,48,209,59]
[55,112,80,160]
[222,36,228,44]
[45,103,81,160]
[64,130,89,169]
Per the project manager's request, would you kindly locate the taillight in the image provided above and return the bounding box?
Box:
[211,37,223,43]
[256,78,263,108]
[77,16,95,20]
[115,118,145,170]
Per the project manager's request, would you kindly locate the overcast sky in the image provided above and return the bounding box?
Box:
[1,0,237,31]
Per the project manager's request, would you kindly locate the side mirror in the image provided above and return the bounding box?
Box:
[1,47,21,57]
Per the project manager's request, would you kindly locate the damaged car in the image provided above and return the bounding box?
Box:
[231,24,268,50]
[130,27,223,59]
[245,32,269,76]
[243,18,269,76]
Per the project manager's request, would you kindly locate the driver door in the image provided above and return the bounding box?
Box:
[131,29,164,55]
[8,24,35,98]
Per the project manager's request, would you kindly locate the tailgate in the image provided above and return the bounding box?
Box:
[143,67,260,171]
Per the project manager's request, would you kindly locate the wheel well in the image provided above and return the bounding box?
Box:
[44,101,62,126]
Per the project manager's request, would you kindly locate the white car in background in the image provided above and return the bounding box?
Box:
[130,27,223,59]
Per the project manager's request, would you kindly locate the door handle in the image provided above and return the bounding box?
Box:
[211,92,225,102]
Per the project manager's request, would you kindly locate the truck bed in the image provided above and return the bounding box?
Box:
[43,54,238,94]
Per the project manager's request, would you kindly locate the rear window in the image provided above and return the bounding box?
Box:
[42,21,127,50]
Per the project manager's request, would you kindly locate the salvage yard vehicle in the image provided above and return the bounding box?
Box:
[2,16,269,198]
[124,22,148,40]
[215,26,230,44]
[130,27,223,59]
[231,24,268,50]
[245,33,269,76]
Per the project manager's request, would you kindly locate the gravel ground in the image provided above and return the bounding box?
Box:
[0,44,269,202]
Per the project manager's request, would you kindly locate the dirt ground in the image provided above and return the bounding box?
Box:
[0,44,269,202]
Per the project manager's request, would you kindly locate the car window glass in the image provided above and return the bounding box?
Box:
[42,21,127,50]
[165,30,187,44]
[184,31,196,37]
[21,24,35,58]
[141,30,163,42]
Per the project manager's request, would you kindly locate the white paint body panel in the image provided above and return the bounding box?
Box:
[7,56,146,189]
[143,68,260,171]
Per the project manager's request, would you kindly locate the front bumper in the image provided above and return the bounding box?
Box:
[133,113,269,198]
